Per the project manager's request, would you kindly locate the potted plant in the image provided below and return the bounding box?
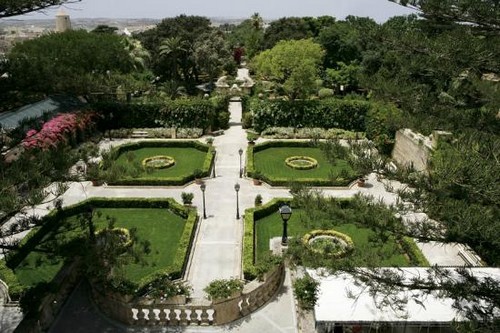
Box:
[181,192,194,206]
[193,168,204,184]
[254,194,263,207]
[357,177,366,187]
[247,132,258,145]
[253,171,263,186]
[205,137,214,145]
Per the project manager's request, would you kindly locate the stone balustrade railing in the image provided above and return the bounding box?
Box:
[92,264,285,326]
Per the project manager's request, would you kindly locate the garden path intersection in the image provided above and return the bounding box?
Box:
[0,89,475,332]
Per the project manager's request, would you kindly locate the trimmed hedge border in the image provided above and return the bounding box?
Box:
[303,229,354,258]
[106,140,215,186]
[141,155,175,169]
[246,141,360,187]
[401,237,430,266]
[2,197,198,299]
[243,198,292,280]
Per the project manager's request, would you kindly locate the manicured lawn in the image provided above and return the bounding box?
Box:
[13,208,186,287]
[255,209,410,267]
[115,147,207,178]
[254,147,356,182]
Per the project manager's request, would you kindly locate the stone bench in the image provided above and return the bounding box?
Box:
[210,130,225,136]
[459,249,482,266]
[131,131,149,138]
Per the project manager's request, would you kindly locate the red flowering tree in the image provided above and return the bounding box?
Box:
[22,112,96,150]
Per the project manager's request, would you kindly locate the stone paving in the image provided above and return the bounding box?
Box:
[0,70,475,331]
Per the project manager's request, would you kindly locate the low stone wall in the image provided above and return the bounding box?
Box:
[92,264,285,326]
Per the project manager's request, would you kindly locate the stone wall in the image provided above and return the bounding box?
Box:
[391,129,435,172]
[92,264,285,326]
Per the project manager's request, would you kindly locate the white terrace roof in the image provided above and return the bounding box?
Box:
[309,267,500,324]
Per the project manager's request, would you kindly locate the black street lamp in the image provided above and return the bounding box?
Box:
[238,148,243,178]
[211,150,216,178]
[200,183,207,219]
[234,183,240,219]
[279,204,292,246]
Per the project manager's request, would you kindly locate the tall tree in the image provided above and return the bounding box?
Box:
[193,30,232,81]
[159,36,188,81]
[0,0,80,18]
[252,39,324,99]
[262,17,314,50]
[7,30,136,94]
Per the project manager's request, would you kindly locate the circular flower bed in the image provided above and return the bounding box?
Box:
[95,227,133,253]
[285,156,318,170]
[303,230,354,258]
[142,155,175,169]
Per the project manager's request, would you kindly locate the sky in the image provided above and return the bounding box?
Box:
[18,0,417,22]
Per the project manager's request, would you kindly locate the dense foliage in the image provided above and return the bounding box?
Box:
[252,39,324,99]
[7,30,135,94]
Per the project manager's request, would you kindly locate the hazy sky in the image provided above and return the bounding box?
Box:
[18,0,416,22]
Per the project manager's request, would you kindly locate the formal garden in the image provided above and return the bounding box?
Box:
[91,140,215,186]
[0,3,499,331]
[246,141,361,187]
[0,198,197,307]
[243,196,429,280]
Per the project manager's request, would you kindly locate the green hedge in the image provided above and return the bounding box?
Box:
[0,260,24,300]
[401,237,430,266]
[94,96,231,131]
[243,198,292,280]
[249,98,370,132]
[106,140,215,186]
[4,198,197,297]
[246,141,360,187]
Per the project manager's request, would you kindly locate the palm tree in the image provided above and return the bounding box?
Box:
[121,37,151,71]
[159,37,189,81]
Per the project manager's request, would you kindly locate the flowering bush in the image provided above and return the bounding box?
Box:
[204,278,244,300]
[293,275,320,310]
[22,112,96,150]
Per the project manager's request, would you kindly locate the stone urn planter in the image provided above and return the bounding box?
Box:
[357,178,366,187]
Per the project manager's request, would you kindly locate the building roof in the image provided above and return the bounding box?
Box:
[309,267,500,324]
[0,96,85,130]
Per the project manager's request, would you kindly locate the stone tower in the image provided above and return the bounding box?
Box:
[55,9,72,32]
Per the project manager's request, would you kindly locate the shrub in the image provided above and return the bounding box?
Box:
[181,192,194,205]
[318,88,334,99]
[242,112,253,129]
[254,194,263,207]
[365,102,403,155]
[204,278,244,300]
[293,275,320,310]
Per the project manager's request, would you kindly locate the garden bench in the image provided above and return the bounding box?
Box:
[131,130,149,138]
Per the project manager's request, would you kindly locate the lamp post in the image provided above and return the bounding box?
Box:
[279,204,292,246]
[200,183,207,219]
[211,150,216,178]
[234,183,240,219]
[238,148,243,178]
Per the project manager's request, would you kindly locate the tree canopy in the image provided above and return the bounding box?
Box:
[252,39,324,99]
[391,0,500,33]
[0,0,80,18]
[7,30,135,94]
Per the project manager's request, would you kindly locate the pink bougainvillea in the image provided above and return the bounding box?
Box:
[22,112,97,150]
